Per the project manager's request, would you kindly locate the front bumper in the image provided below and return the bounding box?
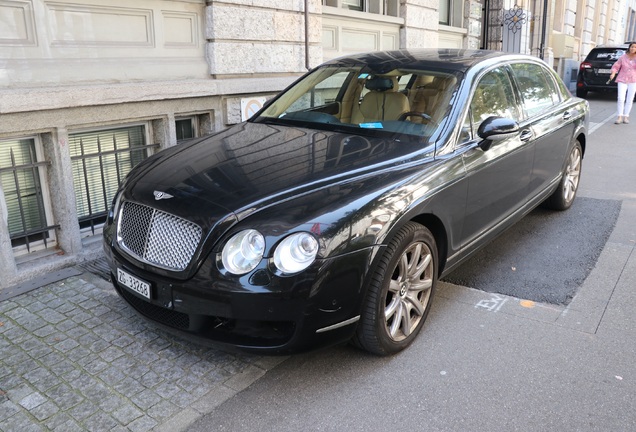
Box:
[103,237,379,354]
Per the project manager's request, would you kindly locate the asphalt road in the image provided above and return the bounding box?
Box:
[443,196,621,304]
[187,94,636,432]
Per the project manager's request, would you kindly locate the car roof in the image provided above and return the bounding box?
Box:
[321,49,522,74]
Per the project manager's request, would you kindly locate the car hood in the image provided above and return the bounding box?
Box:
[125,122,430,226]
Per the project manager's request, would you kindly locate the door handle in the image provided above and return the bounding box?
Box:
[562,111,572,121]
[519,129,533,142]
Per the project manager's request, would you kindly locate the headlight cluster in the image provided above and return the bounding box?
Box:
[221,229,265,274]
[274,233,319,274]
[220,230,319,276]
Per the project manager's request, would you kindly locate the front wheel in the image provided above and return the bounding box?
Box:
[542,140,582,210]
[352,222,437,356]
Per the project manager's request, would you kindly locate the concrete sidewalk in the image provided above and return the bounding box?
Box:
[1,95,633,432]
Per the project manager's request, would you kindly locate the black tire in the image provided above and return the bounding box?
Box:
[576,88,587,98]
[352,222,437,356]
[542,140,583,210]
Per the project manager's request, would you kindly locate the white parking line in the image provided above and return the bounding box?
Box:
[589,112,617,135]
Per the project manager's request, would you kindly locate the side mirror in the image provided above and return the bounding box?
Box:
[477,116,520,151]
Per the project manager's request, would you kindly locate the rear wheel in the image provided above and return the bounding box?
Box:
[576,88,588,98]
[543,140,582,210]
[352,222,437,356]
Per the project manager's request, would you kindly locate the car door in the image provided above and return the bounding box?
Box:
[458,66,534,249]
[508,62,574,199]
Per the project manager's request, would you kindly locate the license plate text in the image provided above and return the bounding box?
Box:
[117,268,151,299]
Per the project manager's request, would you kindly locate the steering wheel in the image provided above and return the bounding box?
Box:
[398,111,436,123]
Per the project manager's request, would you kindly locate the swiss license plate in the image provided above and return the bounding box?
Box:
[597,68,612,74]
[117,268,151,300]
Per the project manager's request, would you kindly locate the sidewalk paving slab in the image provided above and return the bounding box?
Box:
[0,271,285,432]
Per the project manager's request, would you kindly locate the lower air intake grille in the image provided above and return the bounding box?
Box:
[117,201,202,271]
[118,286,190,330]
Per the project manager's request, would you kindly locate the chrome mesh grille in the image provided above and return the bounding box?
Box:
[117,202,202,271]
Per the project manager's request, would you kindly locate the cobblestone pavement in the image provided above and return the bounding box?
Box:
[0,271,286,431]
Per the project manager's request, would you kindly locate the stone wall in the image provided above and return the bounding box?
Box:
[205,0,323,76]
[0,0,210,88]
[400,0,439,48]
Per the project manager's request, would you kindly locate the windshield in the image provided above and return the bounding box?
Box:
[588,48,626,61]
[253,65,461,140]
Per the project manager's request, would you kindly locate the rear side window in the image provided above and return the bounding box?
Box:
[509,63,559,119]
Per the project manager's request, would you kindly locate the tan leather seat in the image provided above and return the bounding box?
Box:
[355,77,410,123]
[409,75,457,116]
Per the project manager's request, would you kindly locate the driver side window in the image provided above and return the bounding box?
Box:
[465,68,519,139]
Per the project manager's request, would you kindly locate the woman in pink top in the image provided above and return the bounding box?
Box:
[609,42,636,124]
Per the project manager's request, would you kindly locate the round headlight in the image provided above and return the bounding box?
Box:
[274,232,319,274]
[221,229,265,275]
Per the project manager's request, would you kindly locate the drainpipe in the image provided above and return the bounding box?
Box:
[539,0,548,60]
[305,0,310,70]
[481,0,489,50]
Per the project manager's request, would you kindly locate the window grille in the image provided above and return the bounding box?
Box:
[0,138,58,254]
[69,125,158,236]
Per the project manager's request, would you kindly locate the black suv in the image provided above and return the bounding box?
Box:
[576,44,629,97]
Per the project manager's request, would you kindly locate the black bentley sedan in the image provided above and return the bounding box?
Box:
[103,49,588,356]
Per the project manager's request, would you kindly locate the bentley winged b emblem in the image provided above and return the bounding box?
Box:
[153,190,174,200]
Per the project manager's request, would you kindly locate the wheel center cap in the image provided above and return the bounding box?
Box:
[399,282,408,297]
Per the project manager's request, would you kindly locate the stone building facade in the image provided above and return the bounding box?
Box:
[551,0,628,61]
[0,0,629,289]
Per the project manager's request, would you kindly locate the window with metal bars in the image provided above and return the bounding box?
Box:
[69,125,158,236]
[0,137,58,255]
